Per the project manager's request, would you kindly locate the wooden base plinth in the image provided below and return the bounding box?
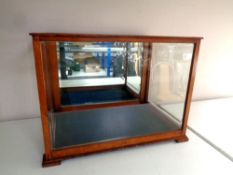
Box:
[41,135,189,167]
[175,135,189,143]
[42,154,62,168]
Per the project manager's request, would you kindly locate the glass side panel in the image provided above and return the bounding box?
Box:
[126,43,144,94]
[148,43,194,125]
[55,42,144,106]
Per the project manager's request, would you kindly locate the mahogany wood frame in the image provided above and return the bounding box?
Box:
[30,33,202,167]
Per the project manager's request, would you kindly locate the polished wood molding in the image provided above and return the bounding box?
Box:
[30,33,203,43]
[175,135,189,143]
[42,154,61,168]
[181,41,201,135]
[59,100,141,112]
[32,36,53,159]
[51,130,182,163]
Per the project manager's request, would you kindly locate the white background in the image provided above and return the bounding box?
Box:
[1,0,233,121]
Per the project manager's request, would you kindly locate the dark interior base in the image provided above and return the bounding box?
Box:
[53,104,180,149]
[61,87,136,106]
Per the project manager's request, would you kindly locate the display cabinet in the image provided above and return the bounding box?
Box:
[30,33,202,167]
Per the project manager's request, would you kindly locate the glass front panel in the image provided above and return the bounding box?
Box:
[38,39,195,150]
[148,43,194,125]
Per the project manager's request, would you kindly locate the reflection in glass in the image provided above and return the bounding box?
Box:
[126,42,143,94]
[148,43,194,123]
[56,42,144,106]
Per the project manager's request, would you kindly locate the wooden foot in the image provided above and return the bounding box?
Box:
[42,154,62,167]
[175,135,189,143]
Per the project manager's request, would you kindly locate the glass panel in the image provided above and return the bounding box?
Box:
[58,42,125,81]
[126,43,144,94]
[39,40,195,150]
[56,42,144,106]
[148,43,194,125]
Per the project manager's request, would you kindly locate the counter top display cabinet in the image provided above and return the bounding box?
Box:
[30,33,202,167]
